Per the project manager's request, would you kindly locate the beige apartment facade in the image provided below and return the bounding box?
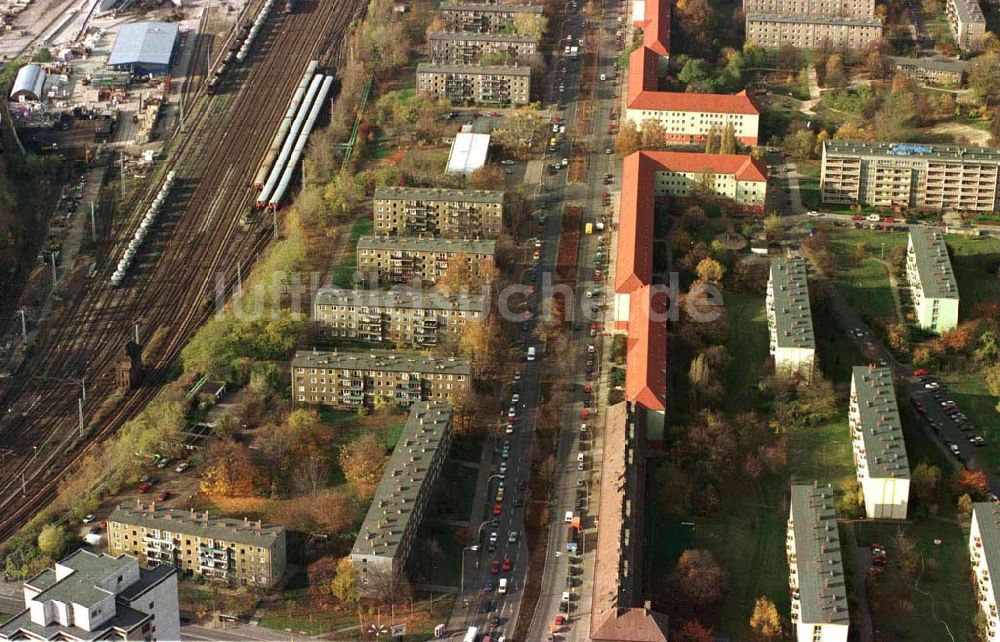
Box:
[416,64,531,105]
[743,0,874,17]
[373,186,504,239]
[428,32,538,64]
[970,503,1000,642]
[906,226,960,333]
[313,288,490,347]
[357,236,496,287]
[291,350,471,408]
[946,0,987,51]
[821,140,1000,212]
[107,503,287,588]
[440,2,544,33]
[746,14,883,50]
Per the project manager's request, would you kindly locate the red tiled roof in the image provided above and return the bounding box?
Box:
[591,607,670,642]
[641,150,769,182]
[628,87,760,115]
[626,285,667,411]
[627,46,660,105]
[614,153,656,293]
[642,0,670,57]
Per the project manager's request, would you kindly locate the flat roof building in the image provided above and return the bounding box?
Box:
[357,236,496,287]
[351,402,453,586]
[788,483,850,642]
[946,0,987,51]
[970,503,1000,641]
[107,502,287,588]
[890,56,968,87]
[744,0,875,16]
[416,63,531,105]
[291,350,472,408]
[767,257,815,381]
[821,140,1000,212]
[313,287,490,347]
[849,366,910,519]
[108,22,180,76]
[428,32,538,64]
[0,550,179,642]
[440,2,544,33]
[745,14,883,50]
[906,226,960,333]
[446,132,492,175]
[373,186,504,239]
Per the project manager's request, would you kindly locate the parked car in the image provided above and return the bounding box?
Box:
[136,482,151,494]
[82,514,96,524]
[174,461,190,473]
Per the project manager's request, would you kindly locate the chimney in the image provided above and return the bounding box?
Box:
[203,510,209,523]
[150,501,156,513]
[256,519,262,533]
[643,600,651,616]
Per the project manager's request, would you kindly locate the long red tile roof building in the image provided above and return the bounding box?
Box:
[626,285,667,412]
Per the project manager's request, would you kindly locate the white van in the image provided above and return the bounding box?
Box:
[527,346,536,361]
[498,578,508,594]
[565,510,574,523]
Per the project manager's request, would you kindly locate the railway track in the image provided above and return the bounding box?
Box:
[0,0,365,543]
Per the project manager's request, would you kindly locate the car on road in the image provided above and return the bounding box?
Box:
[489,531,498,544]
[502,557,512,572]
[494,503,502,516]
[508,531,519,543]
[555,615,566,625]
[491,559,500,574]
[82,514,96,524]
[501,159,515,166]
[806,210,821,217]
[156,458,170,469]
[924,382,940,389]
[949,444,961,456]
[913,368,928,377]
[174,461,190,473]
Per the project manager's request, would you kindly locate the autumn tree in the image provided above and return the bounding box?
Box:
[37,524,68,559]
[750,596,784,640]
[719,122,737,154]
[970,52,1000,105]
[200,439,263,497]
[437,259,477,293]
[331,557,360,604]
[674,620,715,642]
[458,317,504,378]
[953,469,989,500]
[704,125,720,153]
[615,120,643,156]
[836,479,865,519]
[695,258,726,285]
[886,322,911,356]
[911,462,942,506]
[985,363,1000,397]
[310,490,357,535]
[824,54,846,89]
[675,0,716,51]
[669,549,728,608]
[640,119,667,149]
[339,433,388,498]
[468,164,505,191]
[958,493,975,520]
[511,13,547,39]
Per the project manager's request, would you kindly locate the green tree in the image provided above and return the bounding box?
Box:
[511,13,547,39]
[985,363,1000,396]
[836,480,865,518]
[911,462,942,505]
[784,128,817,160]
[678,58,709,85]
[704,125,720,154]
[38,523,68,559]
[970,52,1000,105]
[958,493,975,520]
[719,122,737,154]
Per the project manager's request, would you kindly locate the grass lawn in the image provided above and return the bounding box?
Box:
[827,227,908,322]
[331,217,373,288]
[945,234,1000,320]
[938,370,1000,473]
[722,292,769,411]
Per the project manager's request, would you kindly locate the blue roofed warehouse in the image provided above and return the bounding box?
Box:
[108,22,180,76]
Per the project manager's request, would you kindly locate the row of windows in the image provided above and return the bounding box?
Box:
[359,249,488,258]
[318,307,478,317]
[111,529,270,555]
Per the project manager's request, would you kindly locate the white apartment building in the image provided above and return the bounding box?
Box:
[787,484,850,642]
[0,550,180,642]
[624,90,760,147]
[743,0,874,17]
[946,0,987,51]
[906,226,960,333]
[971,503,1000,641]
[745,14,884,50]
[849,366,910,519]
[766,257,815,381]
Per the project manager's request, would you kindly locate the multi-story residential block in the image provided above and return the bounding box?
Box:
[889,56,968,87]
[787,483,850,642]
[743,0,874,16]
[312,288,489,347]
[745,14,883,50]
[291,350,471,408]
[613,150,768,331]
[906,226,960,333]
[356,236,496,287]
[821,140,1000,212]
[849,366,910,519]
[970,503,1000,640]
[107,502,287,588]
[0,549,180,642]
[766,257,815,381]
[428,32,538,65]
[590,402,670,642]
[416,63,531,105]
[351,402,453,587]
[440,2,544,34]
[946,0,987,51]
[624,90,760,147]
[373,187,504,239]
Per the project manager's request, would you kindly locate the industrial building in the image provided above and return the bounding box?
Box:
[766,257,815,381]
[428,32,538,64]
[312,287,490,347]
[106,502,287,588]
[821,140,1000,212]
[416,63,531,105]
[590,403,670,642]
[787,483,850,642]
[849,366,910,519]
[9,63,45,101]
[0,550,180,642]
[970,503,1000,642]
[350,403,453,587]
[439,2,544,33]
[291,350,471,408]
[946,0,987,51]
[356,236,496,287]
[890,56,968,87]
[745,14,883,50]
[373,187,504,239]
[446,132,492,175]
[624,89,760,147]
[107,22,180,76]
[906,226,960,333]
